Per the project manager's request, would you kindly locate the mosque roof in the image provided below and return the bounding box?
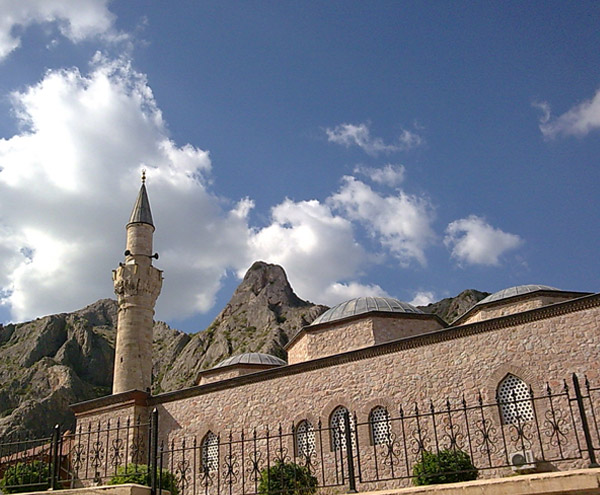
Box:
[311,297,423,326]
[475,284,561,306]
[214,353,287,368]
[128,182,154,227]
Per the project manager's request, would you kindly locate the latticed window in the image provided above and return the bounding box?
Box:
[497,374,534,424]
[201,431,219,471]
[296,420,316,457]
[330,406,356,451]
[369,406,391,445]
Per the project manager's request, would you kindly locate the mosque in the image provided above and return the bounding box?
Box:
[71,177,600,489]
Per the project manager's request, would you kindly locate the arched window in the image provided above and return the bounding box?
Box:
[369,406,391,445]
[296,420,315,457]
[330,406,356,451]
[497,374,534,424]
[201,431,219,472]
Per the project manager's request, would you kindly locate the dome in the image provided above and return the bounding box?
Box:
[214,352,286,368]
[311,297,423,326]
[476,284,561,306]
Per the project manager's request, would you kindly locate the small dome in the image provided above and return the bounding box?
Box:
[311,297,423,326]
[214,352,286,368]
[476,284,560,306]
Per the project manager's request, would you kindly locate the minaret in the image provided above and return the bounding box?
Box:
[112,171,163,394]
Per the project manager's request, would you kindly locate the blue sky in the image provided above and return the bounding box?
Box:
[0,1,598,332]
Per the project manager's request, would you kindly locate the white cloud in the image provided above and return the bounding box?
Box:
[444,215,523,266]
[532,101,551,125]
[0,56,248,322]
[324,282,389,303]
[243,199,373,306]
[0,54,430,324]
[536,89,600,139]
[409,291,436,307]
[353,164,405,187]
[329,176,436,266]
[0,51,526,325]
[325,122,423,155]
[0,0,119,61]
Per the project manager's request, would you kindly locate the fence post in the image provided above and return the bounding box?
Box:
[572,373,599,468]
[50,424,61,490]
[150,408,159,495]
[343,411,357,493]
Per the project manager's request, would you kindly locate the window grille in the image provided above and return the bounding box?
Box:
[497,374,534,424]
[369,406,391,445]
[330,406,356,451]
[296,420,316,457]
[201,431,219,471]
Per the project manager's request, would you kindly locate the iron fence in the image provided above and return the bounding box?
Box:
[0,373,598,494]
[0,414,155,492]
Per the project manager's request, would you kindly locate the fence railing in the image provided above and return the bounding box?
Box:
[0,414,155,492]
[0,373,598,494]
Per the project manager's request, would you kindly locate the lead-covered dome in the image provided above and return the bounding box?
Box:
[476,284,560,306]
[214,352,286,368]
[311,297,423,326]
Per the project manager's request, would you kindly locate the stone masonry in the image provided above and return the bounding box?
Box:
[74,292,600,488]
[287,312,444,364]
[112,178,162,394]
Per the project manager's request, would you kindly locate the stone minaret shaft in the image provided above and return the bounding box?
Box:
[112,175,163,394]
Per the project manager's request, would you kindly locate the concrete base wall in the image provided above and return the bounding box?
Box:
[10,470,600,495]
[367,468,600,495]
[11,484,151,495]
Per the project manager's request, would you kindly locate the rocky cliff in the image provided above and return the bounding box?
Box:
[154,261,328,392]
[0,262,487,439]
[417,289,489,324]
[0,262,327,438]
[0,299,118,438]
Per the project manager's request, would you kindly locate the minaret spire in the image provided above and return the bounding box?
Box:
[112,173,163,394]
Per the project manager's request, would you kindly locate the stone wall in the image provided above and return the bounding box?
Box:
[70,392,151,482]
[147,297,600,483]
[288,313,443,364]
[287,327,309,364]
[372,314,443,344]
[460,295,575,324]
[288,317,373,364]
[75,295,600,490]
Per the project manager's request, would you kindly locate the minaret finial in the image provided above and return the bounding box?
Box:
[141,169,146,184]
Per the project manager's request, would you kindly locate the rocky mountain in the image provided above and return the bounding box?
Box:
[0,262,327,438]
[0,261,487,439]
[0,299,119,438]
[154,261,328,393]
[417,289,489,324]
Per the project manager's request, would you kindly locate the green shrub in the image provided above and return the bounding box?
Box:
[108,463,179,495]
[412,449,478,486]
[258,460,317,495]
[0,460,50,493]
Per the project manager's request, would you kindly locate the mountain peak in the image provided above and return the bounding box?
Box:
[238,261,309,308]
[155,262,328,392]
